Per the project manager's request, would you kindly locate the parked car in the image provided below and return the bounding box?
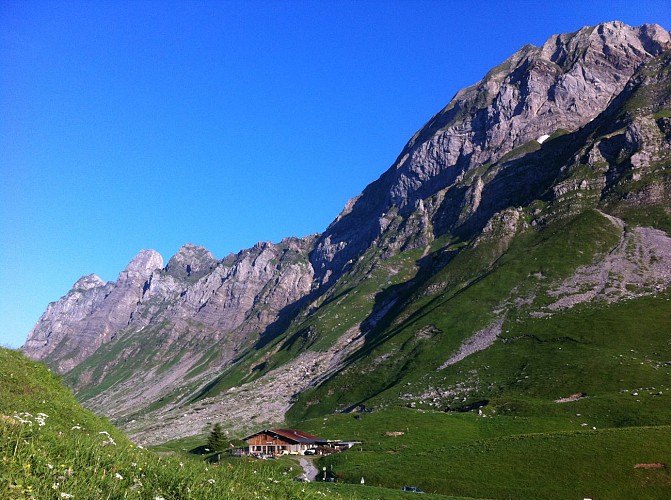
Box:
[303,448,317,455]
[400,485,425,493]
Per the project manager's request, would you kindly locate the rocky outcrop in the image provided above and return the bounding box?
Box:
[22,251,164,372]
[164,238,316,337]
[165,243,217,282]
[311,22,671,285]
[23,239,316,374]
[119,249,164,283]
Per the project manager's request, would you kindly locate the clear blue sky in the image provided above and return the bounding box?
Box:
[2,1,669,348]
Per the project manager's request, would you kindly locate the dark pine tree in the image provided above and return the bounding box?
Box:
[207,422,227,452]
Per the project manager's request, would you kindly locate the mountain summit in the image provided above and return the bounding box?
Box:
[311,21,671,284]
[23,22,671,445]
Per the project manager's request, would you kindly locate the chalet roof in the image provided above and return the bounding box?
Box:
[271,428,323,443]
[243,428,325,444]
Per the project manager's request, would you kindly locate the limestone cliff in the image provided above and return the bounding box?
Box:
[22,250,163,372]
[311,22,671,284]
[23,238,316,375]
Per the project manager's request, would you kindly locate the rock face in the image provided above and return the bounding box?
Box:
[23,239,316,373]
[22,251,164,372]
[21,22,671,443]
[177,239,315,334]
[311,21,671,284]
[164,243,217,281]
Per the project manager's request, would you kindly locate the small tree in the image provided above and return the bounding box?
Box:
[207,422,227,452]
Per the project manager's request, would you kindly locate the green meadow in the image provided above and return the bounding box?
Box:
[299,409,671,498]
[0,348,359,499]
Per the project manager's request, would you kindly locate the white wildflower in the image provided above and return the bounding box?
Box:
[115,472,123,480]
[71,425,82,430]
[35,413,48,426]
[179,462,184,468]
[13,413,33,425]
[207,478,215,484]
[60,494,74,499]
[52,482,59,489]
[155,497,166,500]
[47,463,54,469]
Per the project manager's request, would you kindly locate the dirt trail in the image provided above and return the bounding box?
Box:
[299,457,319,481]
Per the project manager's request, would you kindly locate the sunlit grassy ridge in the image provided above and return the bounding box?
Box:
[287,210,629,419]
[281,209,671,498]
[0,348,378,499]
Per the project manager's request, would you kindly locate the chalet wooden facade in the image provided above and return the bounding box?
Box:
[243,428,326,456]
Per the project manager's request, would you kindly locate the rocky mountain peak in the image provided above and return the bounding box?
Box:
[540,22,670,67]
[73,274,106,290]
[119,249,164,283]
[165,243,217,281]
[311,21,671,285]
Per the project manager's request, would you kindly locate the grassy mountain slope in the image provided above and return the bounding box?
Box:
[287,210,671,423]
[172,205,671,498]
[301,409,671,499]
[0,347,391,499]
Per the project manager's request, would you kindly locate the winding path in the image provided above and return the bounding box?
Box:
[298,457,319,482]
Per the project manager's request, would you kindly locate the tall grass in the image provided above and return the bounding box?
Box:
[1,414,317,499]
[0,348,348,499]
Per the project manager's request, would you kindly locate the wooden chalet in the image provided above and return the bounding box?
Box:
[243,428,327,456]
